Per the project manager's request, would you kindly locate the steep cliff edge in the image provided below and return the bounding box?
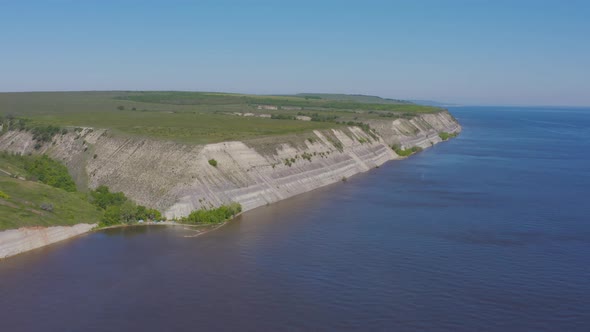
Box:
[0,111,460,219]
[367,111,461,148]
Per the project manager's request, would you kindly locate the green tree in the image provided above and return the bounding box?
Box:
[119,200,138,223]
[182,203,242,224]
[102,206,122,225]
[89,185,162,225]
[89,185,127,209]
[146,208,162,221]
[136,205,148,220]
[23,155,77,192]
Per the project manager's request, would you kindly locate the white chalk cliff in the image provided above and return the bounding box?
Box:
[0,111,460,220]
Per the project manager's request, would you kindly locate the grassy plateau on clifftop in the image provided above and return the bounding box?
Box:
[0,91,441,144]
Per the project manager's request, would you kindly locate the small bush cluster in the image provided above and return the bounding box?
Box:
[0,116,29,131]
[40,203,54,212]
[328,138,344,151]
[181,203,242,224]
[301,152,313,162]
[343,121,378,140]
[391,144,423,157]
[439,132,458,141]
[89,186,162,226]
[24,155,77,192]
[31,125,62,144]
[271,114,296,120]
[296,112,338,122]
[378,112,400,118]
[208,159,218,167]
[0,116,64,148]
[0,152,76,191]
[0,191,9,199]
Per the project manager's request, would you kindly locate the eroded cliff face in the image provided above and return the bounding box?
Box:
[367,111,461,148]
[0,111,461,219]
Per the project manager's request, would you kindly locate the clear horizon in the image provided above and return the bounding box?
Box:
[1,0,589,106]
[1,89,589,108]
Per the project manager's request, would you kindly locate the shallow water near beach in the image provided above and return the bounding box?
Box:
[1,106,590,331]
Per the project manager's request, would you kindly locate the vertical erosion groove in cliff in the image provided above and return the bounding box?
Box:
[0,111,461,219]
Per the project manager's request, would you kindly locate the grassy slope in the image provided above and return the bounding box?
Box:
[0,153,28,177]
[0,91,441,144]
[0,154,102,230]
[0,175,101,230]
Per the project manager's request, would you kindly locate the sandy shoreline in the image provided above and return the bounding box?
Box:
[0,216,240,260]
[0,223,97,260]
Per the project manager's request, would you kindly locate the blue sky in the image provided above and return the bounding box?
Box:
[1,0,588,106]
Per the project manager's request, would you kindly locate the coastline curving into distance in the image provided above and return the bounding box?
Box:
[0,92,461,258]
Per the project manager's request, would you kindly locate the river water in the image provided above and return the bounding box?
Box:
[1,107,589,331]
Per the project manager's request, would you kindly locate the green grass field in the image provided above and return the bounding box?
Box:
[0,154,102,230]
[0,175,101,230]
[0,91,441,144]
[0,153,28,177]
